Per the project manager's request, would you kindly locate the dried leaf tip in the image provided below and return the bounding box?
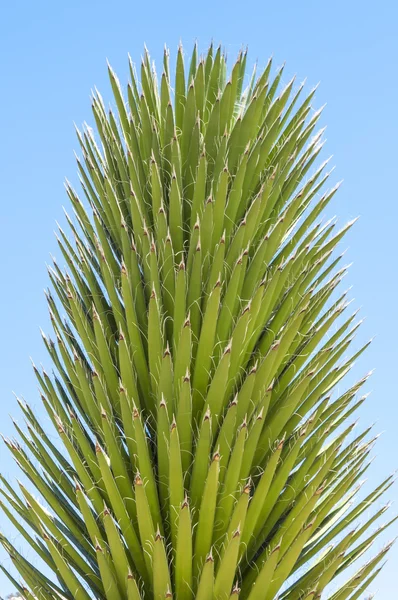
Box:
[266,378,275,392]
[212,450,221,462]
[224,341,232,355]
[243,481,251,495]
[231,582,241,595]
[277,433,286,450]
[204,407,211,421]
[205,548,214,563]
[232,525,241,538]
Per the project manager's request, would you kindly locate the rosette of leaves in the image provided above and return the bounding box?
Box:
[0,43,395,600]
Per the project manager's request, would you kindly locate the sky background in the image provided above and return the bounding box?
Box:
[0,0,397,597]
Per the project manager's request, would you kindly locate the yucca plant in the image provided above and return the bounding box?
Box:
[0,43,395,600]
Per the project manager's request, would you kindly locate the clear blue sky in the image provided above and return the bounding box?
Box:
[0,0,397,596]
